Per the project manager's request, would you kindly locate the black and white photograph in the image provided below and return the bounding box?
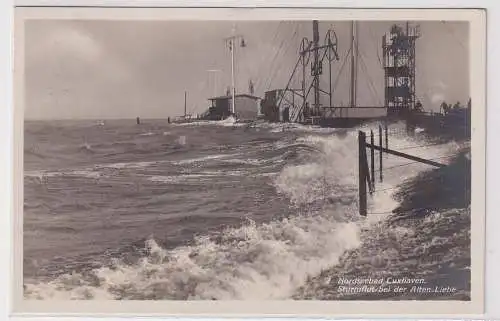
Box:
[13,7,486,315]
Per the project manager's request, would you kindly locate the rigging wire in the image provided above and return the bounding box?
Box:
[367,206,444,215]
[332,46,352,94]
[259,22,291,92]
[255,22,286,92]
[354,27,383,106]
[244,21,285,95]
[396,142,448,151]
[264,23,300,92]
[372,154,455,174]
[357,51,382,106]
[266,22,301,91]
[262,22,293,91]
[368,26,384,68]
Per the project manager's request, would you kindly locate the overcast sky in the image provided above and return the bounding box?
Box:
[24,20,469,120]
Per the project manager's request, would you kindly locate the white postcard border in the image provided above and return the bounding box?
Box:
[10,5,487,318]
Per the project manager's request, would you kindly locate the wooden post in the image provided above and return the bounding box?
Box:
[379,125,383,182]
[358,131,367,216]
[384,123,388,151]
[363,147,372,194]
[370,130,375,189]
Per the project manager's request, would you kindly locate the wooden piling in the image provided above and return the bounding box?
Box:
[370,130,375,189]
[358,131,367,216]
[379,125,383,182]
[384,123,388,151]
[363,148,372,195]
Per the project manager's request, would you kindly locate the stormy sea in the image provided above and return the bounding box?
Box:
[23,118,471,300]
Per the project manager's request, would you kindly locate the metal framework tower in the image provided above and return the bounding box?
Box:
[276,20,339,123]
[382,22,420,115]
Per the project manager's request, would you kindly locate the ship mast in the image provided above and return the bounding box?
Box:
[312,20,320,113]
[350,20,358,108]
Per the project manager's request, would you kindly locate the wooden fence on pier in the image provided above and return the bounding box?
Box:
[357,125,449,216]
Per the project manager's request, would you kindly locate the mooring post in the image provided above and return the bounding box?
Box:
[136,117,140,125]
[358,131,367,216]
[370,130,375,189]
[379,125,383,182]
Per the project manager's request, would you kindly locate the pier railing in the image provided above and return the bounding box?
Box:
[357,126,450,216]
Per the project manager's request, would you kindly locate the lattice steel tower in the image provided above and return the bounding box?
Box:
[382,22,420,115]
